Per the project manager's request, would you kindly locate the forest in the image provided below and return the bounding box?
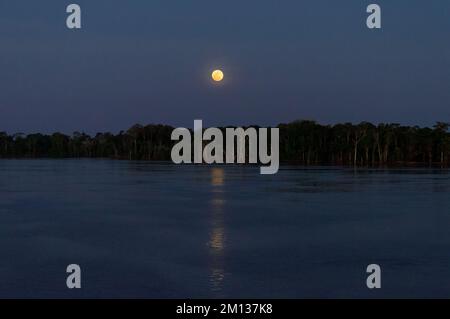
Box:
[1,121,450,166]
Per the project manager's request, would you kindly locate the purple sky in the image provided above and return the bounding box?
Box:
[1,0,450,134]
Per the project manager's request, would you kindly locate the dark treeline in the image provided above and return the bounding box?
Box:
[0,124,174,161]
[1,121,450,166]
[279,121,450,166]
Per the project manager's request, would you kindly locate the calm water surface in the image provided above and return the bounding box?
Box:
[0,159,450,298]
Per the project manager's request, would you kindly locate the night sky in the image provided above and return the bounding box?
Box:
[1,0,450,134]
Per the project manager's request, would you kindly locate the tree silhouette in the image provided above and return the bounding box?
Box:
[0,121,449,166]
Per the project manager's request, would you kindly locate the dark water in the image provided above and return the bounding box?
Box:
[0,159,450,298]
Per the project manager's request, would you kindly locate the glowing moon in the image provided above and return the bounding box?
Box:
[212,70,224,82]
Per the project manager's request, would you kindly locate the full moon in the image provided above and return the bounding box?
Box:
[212,70,224,82]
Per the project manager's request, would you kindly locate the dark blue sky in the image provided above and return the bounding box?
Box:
[1,0,450,133]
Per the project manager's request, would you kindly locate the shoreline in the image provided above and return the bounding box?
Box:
[0,157,449,169]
